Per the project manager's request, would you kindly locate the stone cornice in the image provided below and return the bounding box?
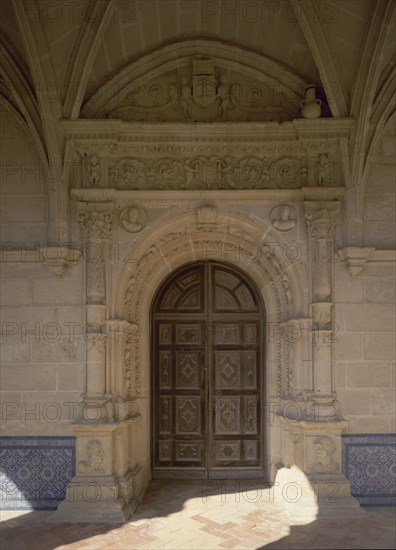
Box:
[60,118,354,142]
[70,188,345,205]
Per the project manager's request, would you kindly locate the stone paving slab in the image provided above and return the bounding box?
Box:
[1,480,395,549]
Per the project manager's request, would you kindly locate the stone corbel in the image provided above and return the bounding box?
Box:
[339,247,376,277]
[39,246,82,277]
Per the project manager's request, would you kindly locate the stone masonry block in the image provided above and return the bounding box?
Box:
[363,333,395,360]
[347,362,390,387]
[337,389,371,415]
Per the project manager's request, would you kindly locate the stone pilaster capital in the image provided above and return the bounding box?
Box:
[304,201,341,239]
[77,207,113,241]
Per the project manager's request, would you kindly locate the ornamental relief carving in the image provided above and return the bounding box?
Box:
[304,203,341,240]
[76,151,342,191]
[120,206,147,233]
[103,155,313,190]
[77,211,112,240]
[106,59,300,123]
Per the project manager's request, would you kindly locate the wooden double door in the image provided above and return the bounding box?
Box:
[152,262,265,479]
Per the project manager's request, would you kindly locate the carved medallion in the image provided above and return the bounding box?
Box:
[271,204,296,231]
[120,206,147,233]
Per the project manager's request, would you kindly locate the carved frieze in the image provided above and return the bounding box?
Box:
[107,155,308,190]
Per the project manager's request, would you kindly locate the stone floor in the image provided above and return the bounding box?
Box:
[1,480,395,549]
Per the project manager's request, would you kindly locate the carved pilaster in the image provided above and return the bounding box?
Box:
[78,210,112,303]
[77,208,113,419]
[280,318,313,400]
[304,196,342,417]
[107,320,140,422]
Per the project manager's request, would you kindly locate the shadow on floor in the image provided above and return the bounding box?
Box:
[1,480,395,550]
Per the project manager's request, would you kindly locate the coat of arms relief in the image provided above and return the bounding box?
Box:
[107,58,300,123]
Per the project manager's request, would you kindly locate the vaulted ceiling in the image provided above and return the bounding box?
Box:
[0,0,395,186]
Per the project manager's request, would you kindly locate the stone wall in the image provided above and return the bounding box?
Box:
[0,110,48,247]
[334,262,395,434]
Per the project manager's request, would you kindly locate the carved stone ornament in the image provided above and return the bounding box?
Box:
[312,435,339,474]
[197,205,217,224]
[304,203,341,240]
[105,155,310,191]
[39,247,81,277]
[83,154,102,187]
[78,211,112,240]
[120,206,147,233]
[271,204,296,232]
[78,439,106,474]
[107,58,300,123]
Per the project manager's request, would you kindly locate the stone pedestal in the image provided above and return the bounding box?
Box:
[276,417,363,519]
[51,424,144,523]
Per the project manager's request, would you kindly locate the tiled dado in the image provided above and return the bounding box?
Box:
[343,434,396,507]
[0,436,75,510]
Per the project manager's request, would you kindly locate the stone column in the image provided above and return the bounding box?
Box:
[304,199,341,419]
[78,210,112,421]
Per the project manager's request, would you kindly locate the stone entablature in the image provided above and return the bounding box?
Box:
[61,119,353,191]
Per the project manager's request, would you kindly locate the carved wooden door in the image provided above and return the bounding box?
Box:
[152,262,265,479]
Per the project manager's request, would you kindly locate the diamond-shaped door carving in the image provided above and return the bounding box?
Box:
[215,351,240,389]
[215,397,240,434]
[176,397,201,434]
[176,352,200,389]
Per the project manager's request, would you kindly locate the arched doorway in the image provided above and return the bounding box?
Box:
[151,261,266,479]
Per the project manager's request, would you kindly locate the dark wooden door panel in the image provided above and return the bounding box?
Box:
[152,262,265,478]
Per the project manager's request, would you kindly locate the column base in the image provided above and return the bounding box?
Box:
[50,465,144,523]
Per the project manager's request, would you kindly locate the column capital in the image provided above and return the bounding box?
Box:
[304,201,342,239]
[77,209,113,240]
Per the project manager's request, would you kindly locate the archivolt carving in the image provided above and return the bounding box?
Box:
[120,212,305,404]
